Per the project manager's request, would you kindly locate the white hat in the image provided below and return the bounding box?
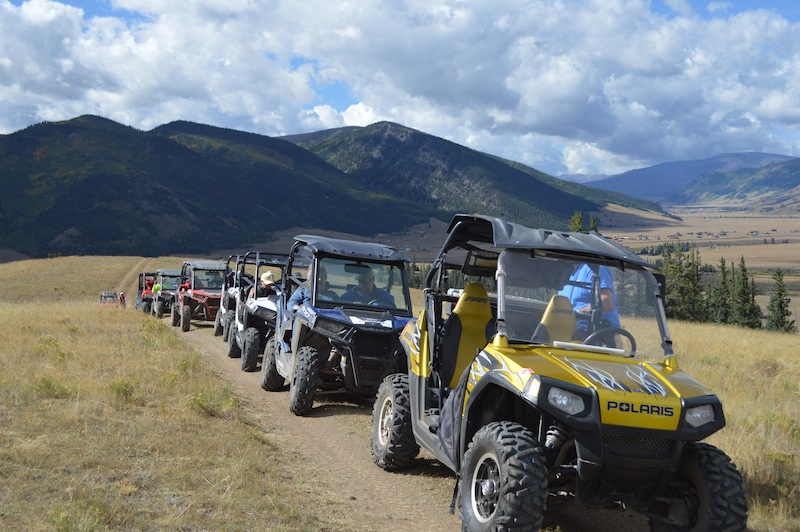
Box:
[260,271,275,285]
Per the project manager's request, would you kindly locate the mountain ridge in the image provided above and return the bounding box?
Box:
[1,115,668,258]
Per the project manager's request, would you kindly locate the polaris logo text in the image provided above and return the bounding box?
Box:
[607,401,674,417]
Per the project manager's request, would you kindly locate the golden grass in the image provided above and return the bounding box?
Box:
[670,320,800,531]
[0,300,357,531]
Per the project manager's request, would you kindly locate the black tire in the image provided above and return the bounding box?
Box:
[227,324,242,358]
[141,300,152,314]
[460,421,547,531]
[288,345,320,416]
[260,336,284,391]
[170,302,180,327]
[180,303,191,332]
[222,312,233,342]
[154,300,165,319]
[241,327,260,372]
[649,443,748,531]
[213,309,224,336]
[371,373,419,471]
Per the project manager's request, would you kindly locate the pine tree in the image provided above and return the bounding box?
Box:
[709,257,731,324]
[589,216,599,232]
[731,256,762,329]
[765,269,797,333]
[568,211,583,232]
[660,242,709,322]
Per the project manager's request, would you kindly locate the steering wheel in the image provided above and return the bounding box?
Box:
[583,327,636,356]
[367,299,379,306]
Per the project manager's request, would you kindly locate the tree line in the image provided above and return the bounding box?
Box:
[657,244,796,333]
[568,211,796,334]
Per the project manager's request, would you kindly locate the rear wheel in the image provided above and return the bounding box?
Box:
[141,300,152,314]
[154,300,165,319]
[460,421,547,531]
[260,336,284,391]
[241,327,260,372]
[227,324,242,358]
[371,373,419,471]
[288,345,320,416]
[180,303,191,332]
[648,443,748,531]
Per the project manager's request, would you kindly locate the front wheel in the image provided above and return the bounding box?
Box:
[170,302,180,327]
[648,443,748,531]
[460,421,547,531]
[241,327,261,372]
[371,373,419,471]
[288,345,320,416]
[154,300,165,319]
[180,303,191,332]
[260,336,284,391]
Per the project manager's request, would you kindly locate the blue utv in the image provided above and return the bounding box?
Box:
[260,235,414,416]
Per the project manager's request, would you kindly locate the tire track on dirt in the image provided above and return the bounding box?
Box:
[115,257,149,296]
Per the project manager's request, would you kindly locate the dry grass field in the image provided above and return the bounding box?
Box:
[0,257,362,531]
[2,255,799,530]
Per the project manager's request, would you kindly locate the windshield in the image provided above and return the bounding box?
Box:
[500,250,667,358]
[194,270,224,290]
[160,275,180,290]
[315,257,410,311]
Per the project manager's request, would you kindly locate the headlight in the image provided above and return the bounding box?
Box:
[685,404,715,427]
[254,307,277,321]
[548,387,585,416]
[315,318,348,335]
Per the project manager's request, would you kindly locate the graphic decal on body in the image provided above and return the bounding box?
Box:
[566,358,631,393]
[472,351,526,389]
[625,365,667,397]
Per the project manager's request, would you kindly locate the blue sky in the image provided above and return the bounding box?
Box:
[2,0,800,176]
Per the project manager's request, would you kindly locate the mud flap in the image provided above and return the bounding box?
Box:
[438,364,472,514]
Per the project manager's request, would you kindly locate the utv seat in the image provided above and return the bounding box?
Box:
[439,282,494,389]
[531,294,577,343]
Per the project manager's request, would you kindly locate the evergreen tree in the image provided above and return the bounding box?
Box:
[660,242,709,322]
[731,256,762,329]
[709,257,731,324]
[568,211,583,232]
[589,216,599,232]
[765,269,797,333]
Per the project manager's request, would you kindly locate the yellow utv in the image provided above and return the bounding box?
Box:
[370,214,747,531]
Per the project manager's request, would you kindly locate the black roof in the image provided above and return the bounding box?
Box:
[293,234,409,263]
[156,269,180,276]
[445,214,654,269]
[183,260,227,270]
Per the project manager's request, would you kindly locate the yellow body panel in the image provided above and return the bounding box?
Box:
[406,311,430,378]
[468,343,714,431]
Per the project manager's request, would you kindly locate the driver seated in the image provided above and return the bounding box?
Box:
[558,263,619,342]
[340,267,394,307]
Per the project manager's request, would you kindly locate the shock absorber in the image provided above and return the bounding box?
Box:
[545,423,569,451]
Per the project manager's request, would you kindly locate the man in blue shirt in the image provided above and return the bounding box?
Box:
[287,266,337,312]
[558,263,620,330]
[340,267,395,307]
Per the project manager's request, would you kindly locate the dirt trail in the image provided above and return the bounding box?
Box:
[182,324,461,530]
[115,257,150,296]
[175,322,648,531]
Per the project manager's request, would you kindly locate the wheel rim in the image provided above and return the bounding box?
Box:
[471,452,500,523]
[377,395,393,446]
